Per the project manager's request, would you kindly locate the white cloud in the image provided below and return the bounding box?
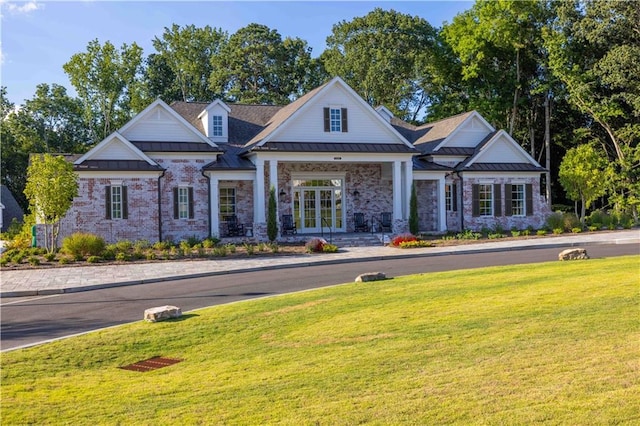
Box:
[0,1,44,16]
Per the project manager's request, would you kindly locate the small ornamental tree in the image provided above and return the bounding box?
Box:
[24,154,78,252]
[409,183,419,235]
[558,144,609,224]
[267,186,278,242]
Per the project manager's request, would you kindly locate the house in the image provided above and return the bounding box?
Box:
[50,77,550,244]
[1,185,25,233]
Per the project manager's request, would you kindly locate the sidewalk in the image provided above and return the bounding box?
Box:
[1,230,638,298]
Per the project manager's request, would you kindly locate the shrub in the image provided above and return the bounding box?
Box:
[44,252,56,262]
[145,250,157,260]
[305,238,327,253]
[134,239,151,251]
[488,233,504,239]
[202,238,217,249]
[115,252,129,262]
[545,212,564,231]
[536,230,547,236]
[153,240,173,251]
[212,246,228,257]
[588,225,599,232]
[185,235,201,247]
[226,243,236,254]
[28,256,40,266]
[492,223,505,235]
[391,233,417,247]
[571,227,582,233]
[563,213,581,231]
[456,229,481,240]
[257,242,268,252]
[58,256,71,264]
[0,257,9,267]
[511,230,521,237]
[131,250,145,260]
[398,240,434,248]
[62,233,106,259]
[269,243,280,253]
[86,256,101,263]
[11,252,25,264]
[115,240,133,253]
[243,243,255,255]
[322,243,339,252]
[586,210,608,227]
[552,228,564,235]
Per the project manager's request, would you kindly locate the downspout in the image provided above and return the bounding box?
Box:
[201,169,212,237]
[157,169,165,242]
[458,172,464,231]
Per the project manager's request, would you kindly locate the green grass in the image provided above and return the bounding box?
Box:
[2,256,639,424]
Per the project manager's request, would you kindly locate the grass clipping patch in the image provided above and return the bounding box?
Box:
[2,256,639,424]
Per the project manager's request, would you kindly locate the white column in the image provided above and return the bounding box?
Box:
[254,159,265,222]
[269,160,279,233]
[211,176,220,237]
[438,177,447,232]
[392,160,402,220]
[404,160,413,220]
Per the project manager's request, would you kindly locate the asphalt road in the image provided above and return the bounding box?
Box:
[1,244,638,351]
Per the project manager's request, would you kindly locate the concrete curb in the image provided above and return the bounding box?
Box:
[2,235,637,298]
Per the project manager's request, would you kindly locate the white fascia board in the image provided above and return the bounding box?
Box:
[433,111,495,152]
[465,130,542,168]
[76,171,164,179]
[147,152,219,161]
[460,171,542,179]
[260,77,412,148]
[205,170,256,181]
[413,171,448,181]
[74,132,158,166]
[250,151,414,163]
[197,99,231,118]
[120,98,217,148]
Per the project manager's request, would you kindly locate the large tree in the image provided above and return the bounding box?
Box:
[321,8,439,122]
[545,0,640,216]
[151,24,227,103]
[210,23,319,104]
[63,39,143,142]
[24,154,78,252]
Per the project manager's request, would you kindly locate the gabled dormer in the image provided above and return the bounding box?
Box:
[375,105,394,123]
[198,100,231,143]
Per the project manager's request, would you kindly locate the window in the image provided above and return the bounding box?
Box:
[445,184,457,212]
[323,107,348,132]
[173,187,194,219]
[478,184,492,216]
[506,183,533,216]
[105,185,128,220]
[510,184,525,216]
[212,115,223,137]
[219,187,236,220]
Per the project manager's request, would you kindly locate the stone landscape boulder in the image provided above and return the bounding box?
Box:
[355,272,387,282]
[144,305,182,322]
[558,248,589,261]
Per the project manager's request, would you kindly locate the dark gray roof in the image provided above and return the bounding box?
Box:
[204,144,255,170]
[132,141,222,153]
[430,147,476,156]
[458,163,546,172]
[1,185,24,232]
[74,160,164,172]
[412,158,453,172]
[247,142,418,154]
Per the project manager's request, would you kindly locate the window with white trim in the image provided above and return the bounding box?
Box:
[330,108,342,132]
[219,187,236,220]
[111,186,122,219]
[178,187,190,219]
[445,184,457,212]
[212,115,223,137]
[510,184,525,216]
[479,184,493,216]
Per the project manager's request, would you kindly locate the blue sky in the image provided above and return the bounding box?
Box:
[1,1,472,106]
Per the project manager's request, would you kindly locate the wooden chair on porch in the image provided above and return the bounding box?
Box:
[281,214,297,235]
[379,212,392,233]
[224,215,244,237]
[353,212,370,232]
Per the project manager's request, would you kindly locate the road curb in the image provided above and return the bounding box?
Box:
[2,237,637,298]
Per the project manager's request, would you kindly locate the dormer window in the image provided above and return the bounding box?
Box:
[324,107,348,133]
[212,115,223,137]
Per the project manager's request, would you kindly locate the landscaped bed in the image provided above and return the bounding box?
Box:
[2,255,638,423]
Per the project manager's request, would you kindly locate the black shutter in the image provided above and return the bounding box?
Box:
[472,184,480,217]
[504,184,513,216]
[105,186,111,219]
[494,184,502,216]
[323,108,330,132]
[122,186,128,219]
[173,187,179,219]
[341,108,348,132]
[526,184,533,216]
[188,187,194,219]
[452,184,458,212]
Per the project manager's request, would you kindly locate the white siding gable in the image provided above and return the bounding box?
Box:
[442,115,493,149]
[269,83,408,145]
[468,131,541,166]
[198,101,230,142]
[75,132,156,165]
[122,104,203,143]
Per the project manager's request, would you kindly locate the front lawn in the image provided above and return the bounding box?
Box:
[2,256,638,424]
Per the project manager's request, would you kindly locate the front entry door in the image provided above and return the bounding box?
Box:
[293,179,344,233]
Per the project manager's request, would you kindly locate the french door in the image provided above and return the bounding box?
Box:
[292,179,344,233]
